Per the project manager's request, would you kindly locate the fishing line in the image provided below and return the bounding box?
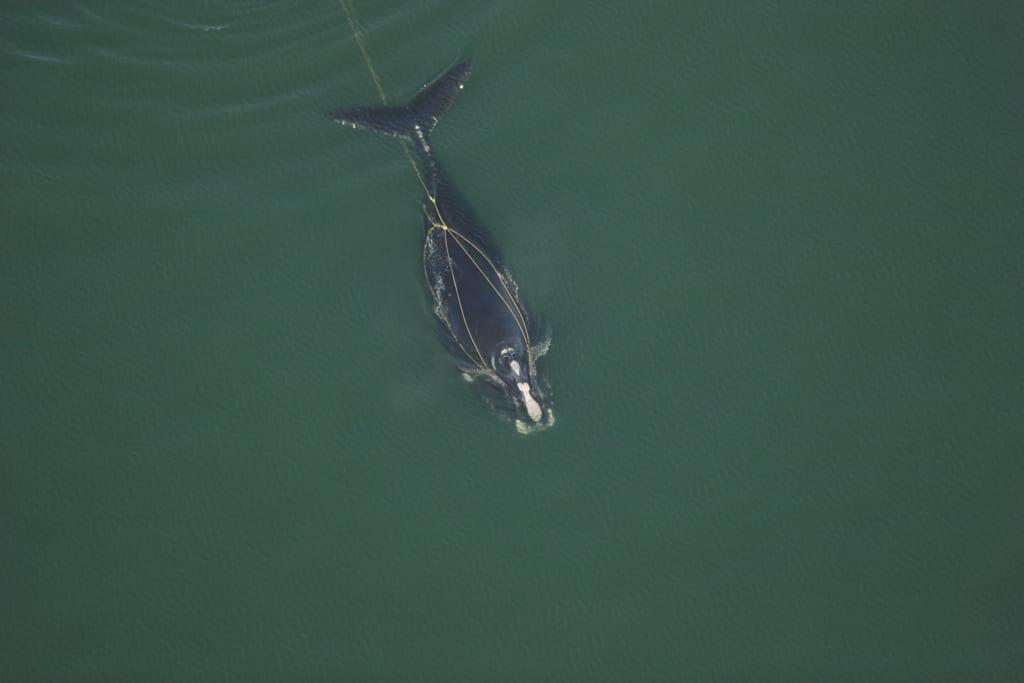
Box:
[338,0,489,368]
[338,0,438,218]
[336,0,534,371]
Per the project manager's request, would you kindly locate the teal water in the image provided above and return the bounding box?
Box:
[3,0,1022,679]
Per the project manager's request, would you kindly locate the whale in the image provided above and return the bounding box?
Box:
[327,61,552,430]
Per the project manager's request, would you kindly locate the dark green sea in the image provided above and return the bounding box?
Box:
[4,0,1022,679]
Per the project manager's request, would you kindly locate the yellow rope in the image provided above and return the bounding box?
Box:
[446,228,531,350]
[339,0,437,217]
[423,227,485,370]
[441,228,486,368]
[338,0,386,103]
[338,0,534,372]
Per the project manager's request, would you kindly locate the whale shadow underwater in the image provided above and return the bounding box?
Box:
[327,61,553,432]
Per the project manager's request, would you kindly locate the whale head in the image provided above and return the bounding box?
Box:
[492,341,545,424]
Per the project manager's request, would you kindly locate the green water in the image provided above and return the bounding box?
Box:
[4,0,1022,679]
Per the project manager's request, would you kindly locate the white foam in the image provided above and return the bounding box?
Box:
[515,407,555,435]
[532,336,552,359]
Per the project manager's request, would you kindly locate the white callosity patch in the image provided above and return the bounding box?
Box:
[510,359,521,377]
[517,382,543,422]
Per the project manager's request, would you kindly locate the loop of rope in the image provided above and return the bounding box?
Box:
[337,0,533,373]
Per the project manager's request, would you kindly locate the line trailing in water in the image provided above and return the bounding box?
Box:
[338,0,439,221]
[336,1,535,375]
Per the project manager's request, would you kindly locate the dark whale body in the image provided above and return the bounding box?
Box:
[328,62,551,429]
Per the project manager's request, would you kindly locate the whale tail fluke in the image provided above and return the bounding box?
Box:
[327,61,472,156]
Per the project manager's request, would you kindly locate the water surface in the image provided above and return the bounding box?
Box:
[3,0,1022,679]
